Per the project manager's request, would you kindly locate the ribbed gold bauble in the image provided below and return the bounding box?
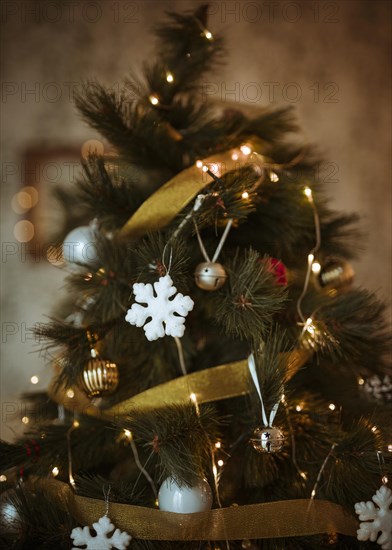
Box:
[81,353,119,398]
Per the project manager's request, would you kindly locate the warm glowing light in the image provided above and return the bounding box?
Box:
[308,253,314,264]
[388,444,392,452]
[149,94,159,105]
[0,475,7,482]
[305,318,316,336]
[30,375,39,384]
[66,389,74,398]
[196,160,203,168]
[358,378,365,385]
[212,465,218,478]
[202,165,209,172]
[329,403,336,411]
[371,425,378,433]
[52,466,59,477]
[215,441,221,449]
[231,152,239,161]
[73,420,80,428]
[69,474,76,488]
[166,72,174,83]
[240,144,252,156]
[300,472,307,480]
[204,30,213,40]
[22,416,29,424]
[304,187,313,199]
[217,459,224,467]
[242,191,249,199]
[81,139,104,159]
[14,220,34,243]
[295,405,302,412]
[311,261,321,274]
[382,475,389,484]
[311,489,316,498]
[190,393,197,403]
[155,498,159,507]
[270,171,279,182]
[124,429,132,439]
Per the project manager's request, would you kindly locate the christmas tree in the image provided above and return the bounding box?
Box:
[1,5,391,549]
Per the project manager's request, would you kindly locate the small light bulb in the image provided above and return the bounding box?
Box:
[52,466,59,477]
[231,152,239,161]
[358,378,365,385]
[388,444,392,452]
[69,474,76,488]
[66,389,74,398]
[311,261,321,274]
[242,191,249,199]
[382,475,388,484]
[204,30,213,40]
[22,416,29,424]
[296,405,302,412]
[215,441,221,449]
[217,459,224,467]
[196,160,203,168]
[30,375,39,384]
[212,465,218,477]
[202,165,209,172]
[0,475,7,482]
[73,420,80,428]
[166,72,174,83]
[240,144,252,156]
[300,472,307,480]
[329,403,336,411]
[372,425,377,433]
[311,489,316,498]
[308,253,314,264]
[304,187,312,199]
[190,393,197,403]
[270,171,279,182]
[124,429,132,439]
[149,94,159,106]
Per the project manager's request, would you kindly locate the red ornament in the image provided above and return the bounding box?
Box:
[263,257,288,286]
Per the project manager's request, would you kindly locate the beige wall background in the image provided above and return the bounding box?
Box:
[1,0,391,440]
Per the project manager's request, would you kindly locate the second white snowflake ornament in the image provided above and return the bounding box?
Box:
[125,274,194,341]
[354,484,392,550]
[71,514,131,550]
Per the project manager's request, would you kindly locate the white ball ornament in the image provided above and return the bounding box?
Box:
[62,225,99,266]
[158,476,213,513]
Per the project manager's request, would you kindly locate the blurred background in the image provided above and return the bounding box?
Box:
[1,0,391,441]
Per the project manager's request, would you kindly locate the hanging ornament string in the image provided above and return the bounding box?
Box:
[309,442,337,504]
[248,354,280,427]
[297,187,322,325]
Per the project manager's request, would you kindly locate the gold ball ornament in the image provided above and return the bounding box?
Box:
[251,426,285,453]
[318,258,354,293]
[194,262,227,291]
[81,350,119,398]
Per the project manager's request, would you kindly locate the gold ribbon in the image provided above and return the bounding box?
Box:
[118,146,257,239]
[41,479,358,540]
[50,349,311,419]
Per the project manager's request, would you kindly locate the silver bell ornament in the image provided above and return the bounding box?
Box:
[251,426,285,453]
[318,258,354,293]
[158,476,212,513]
[194,262,227,291]
[62,223,99,266]
[81,348,119,398]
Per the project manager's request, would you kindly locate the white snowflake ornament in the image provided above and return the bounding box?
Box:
[125,274,194,341]
[71,514,131,550]
[354,485,392,549]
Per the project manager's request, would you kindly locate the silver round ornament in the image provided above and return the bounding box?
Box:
[194,262,227,291]
[158,476,212,513]
[251,426,285,453]
[62,225,99,266]
[81,350,119,398]
[318,258,354,293]
[0,491,22,535]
